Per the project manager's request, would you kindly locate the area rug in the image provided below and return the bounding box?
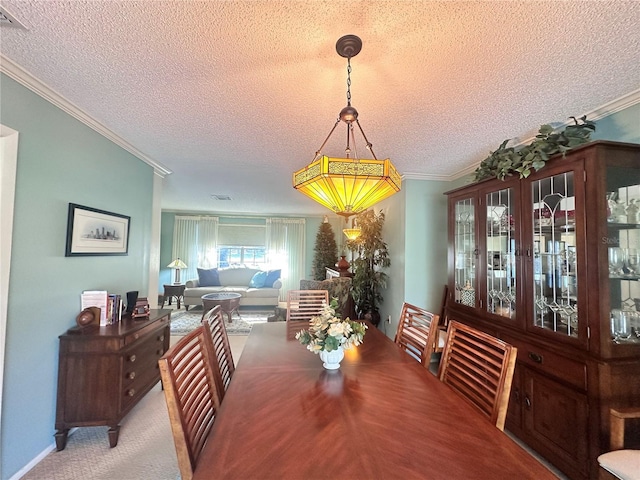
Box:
[170,307,272,336]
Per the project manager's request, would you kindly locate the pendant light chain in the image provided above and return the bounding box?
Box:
[346,57,352,107]
[345,57,359,160]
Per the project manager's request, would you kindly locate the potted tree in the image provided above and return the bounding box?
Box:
[312,217,338,281]
[347,210,390,326]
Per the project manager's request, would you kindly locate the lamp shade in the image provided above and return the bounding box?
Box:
[343,227,361,241]
[293,156,401,218]
[167,259,187,269]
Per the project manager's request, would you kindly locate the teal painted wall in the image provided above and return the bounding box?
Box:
[594,103,640,144]
[1,74,155,479]
[377,178,450,339]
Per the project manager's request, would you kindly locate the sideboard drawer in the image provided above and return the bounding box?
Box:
[124,315,169,345]
[501,334,587,391]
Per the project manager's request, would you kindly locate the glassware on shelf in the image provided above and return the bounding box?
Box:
[611,309,631,341]
[610,309,640,343]
[608,247,625,277]
[607,192,627,223]
[631,311,640,339]
[626,198,638,224]
[623,248,638,276]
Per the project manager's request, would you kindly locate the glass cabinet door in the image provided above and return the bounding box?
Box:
[453,198,477,307]
[530,171,579,338]
[485,186,517,320]
[606,167,640,345]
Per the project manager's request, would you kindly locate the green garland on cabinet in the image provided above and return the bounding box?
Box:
[473,115,596,182]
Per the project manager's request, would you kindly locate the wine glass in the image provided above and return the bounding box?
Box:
[608,247,624,277]
[624,248,638,276]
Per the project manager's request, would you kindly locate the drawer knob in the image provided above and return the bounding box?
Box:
[129,354,137,363]
[158,335,164,342]
[126,389,136,397]
[156,349,163,355]
[133,333,139,340]
[524,395,532,409]
[528,352,543,364]
[127,371,136,380]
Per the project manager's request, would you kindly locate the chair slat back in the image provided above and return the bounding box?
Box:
[394,302,440,367]
[437,320,517,431]
[202,305,235,399]
[158,326,222,480]
[286,290,329,338]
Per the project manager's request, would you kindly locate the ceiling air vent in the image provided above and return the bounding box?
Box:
[0,7,27,29]
[211,194,232,201]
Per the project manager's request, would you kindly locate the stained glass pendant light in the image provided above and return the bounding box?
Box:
[343,218,361,240]
[292,35,401,218]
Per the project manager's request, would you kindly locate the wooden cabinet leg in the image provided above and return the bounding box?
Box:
[108,425,120,448]
[55,429,69,451]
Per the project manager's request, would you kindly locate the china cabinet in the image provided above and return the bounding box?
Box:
[445,141,640,479]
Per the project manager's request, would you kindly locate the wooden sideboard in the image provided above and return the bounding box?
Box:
[54,309,171,450]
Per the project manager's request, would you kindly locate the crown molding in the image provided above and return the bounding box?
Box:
[584,87,640,121]
[446,88,640,182]
[401,172,452,182]
[0,54,172,176]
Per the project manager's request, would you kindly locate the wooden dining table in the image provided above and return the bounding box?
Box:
[193,322,558,480]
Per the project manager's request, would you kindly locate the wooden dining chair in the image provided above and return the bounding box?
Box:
[434,284,450,355]
[158,326,222,480]
[394,302,440,368]
[286,289,329,339]
[201,304,235,400]
[598,407,640,480]
[437,320,517,431]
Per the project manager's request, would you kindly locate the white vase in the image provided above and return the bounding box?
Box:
[319,346,344,370]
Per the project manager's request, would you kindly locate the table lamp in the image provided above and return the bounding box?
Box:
[167,258,187,284]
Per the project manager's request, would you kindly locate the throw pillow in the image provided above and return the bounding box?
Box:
[249,270,267,288]
[197,268,220,287]
[264,269,281,288]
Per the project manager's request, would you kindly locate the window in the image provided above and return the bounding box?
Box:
[218,246,266,268]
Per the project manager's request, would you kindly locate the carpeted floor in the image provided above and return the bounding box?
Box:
[170,307,272,335]
[21,384,179,480]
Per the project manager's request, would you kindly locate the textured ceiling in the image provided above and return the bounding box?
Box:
[1,1,639,216]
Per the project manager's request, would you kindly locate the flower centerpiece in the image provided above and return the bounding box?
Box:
[296,298,368,369]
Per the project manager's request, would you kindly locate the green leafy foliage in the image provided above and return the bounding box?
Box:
[346,210,390,321]
[312,220,338,280]
[474,116,596,182]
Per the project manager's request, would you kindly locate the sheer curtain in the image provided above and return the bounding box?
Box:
[266,218,306,300]
[172,216,219,282]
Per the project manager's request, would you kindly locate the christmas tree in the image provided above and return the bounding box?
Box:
[312,218,338,280]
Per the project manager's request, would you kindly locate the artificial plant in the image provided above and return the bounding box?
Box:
[312,218,338,281]
[474,116,596,182]
[346,209,390,325]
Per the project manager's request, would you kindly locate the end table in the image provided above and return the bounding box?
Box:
[162,284,185,309]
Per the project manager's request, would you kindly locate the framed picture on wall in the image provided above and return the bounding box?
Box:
[65,203,130,256]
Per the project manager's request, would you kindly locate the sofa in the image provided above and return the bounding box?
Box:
[183,266,282,310]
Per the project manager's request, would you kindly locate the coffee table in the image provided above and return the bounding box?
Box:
[201,292,242,323]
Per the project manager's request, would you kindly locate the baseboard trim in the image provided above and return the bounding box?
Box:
[8,427,78,480]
